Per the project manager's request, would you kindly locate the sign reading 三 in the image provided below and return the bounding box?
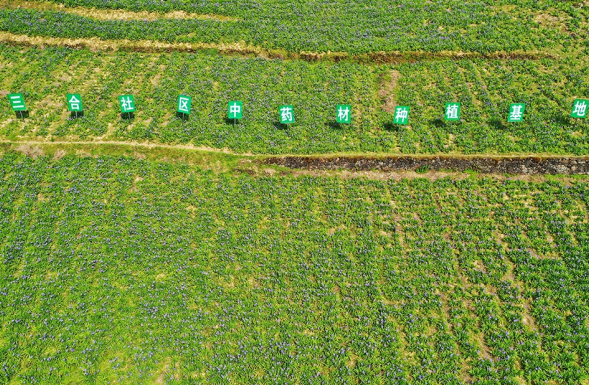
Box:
[279,105,295,124]
[67,94,83,112]
[119,95,136,113]
[177,95,192,115]
[336,105,351,124]
[8,93,26,112]
[394,106,410,125]
[508,103,526,122]
[571,99,588,119]
[228,101,243,120]
[445,103,461,121]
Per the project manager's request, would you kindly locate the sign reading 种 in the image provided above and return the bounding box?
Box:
[394,106,410,125]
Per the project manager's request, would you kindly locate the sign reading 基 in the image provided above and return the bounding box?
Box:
[336,105,351,124]
[119,95,136,114]
[228,101,243,120]
[445,103,461,121]
[571,99,588,119]
[177,95,192,115]
[394,106,410,125]
[279,105,295,124]
[508,103,525,122]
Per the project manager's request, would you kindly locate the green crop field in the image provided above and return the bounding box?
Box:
[1,0,589,383]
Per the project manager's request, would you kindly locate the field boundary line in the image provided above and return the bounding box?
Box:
[0,32,558,63]
[0,0,238,21]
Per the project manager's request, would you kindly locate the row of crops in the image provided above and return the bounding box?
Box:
[0,0,583,53]
[1,46,588,155]
[1,152,588,383]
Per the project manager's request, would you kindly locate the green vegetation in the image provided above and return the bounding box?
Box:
[1,46,588,155]
[1,153,589,383]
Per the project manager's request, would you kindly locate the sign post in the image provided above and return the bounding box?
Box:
[394,106,410,125]
[8,93,27,118]
[508,103,526,122]
[67,93,83,118]
[571,99,588,119]
[336,104,352,125]
[228,101,243,128]
[279,105,295,126]
[119,95,136,119]
[445,103,461,122]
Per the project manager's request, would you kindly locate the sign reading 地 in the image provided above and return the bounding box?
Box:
[279,105,295,124]
[445,103,460,121]
[119,95,136,113]
[571,99,588,118]
[508,103,525,122]
[394,106,410,125]
[336,105,351,124]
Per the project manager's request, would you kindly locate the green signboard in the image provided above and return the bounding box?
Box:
[336,105,351,124]
[8,93,26,111]
[445,103,461,121]
[177,95,192,115]
[394,106,410,125]
[67,93,83,112]
[228,101,243,120]
[119,95,136,113]
[279,105,295,124]
[571,99,588,118]
[508,103,525,122]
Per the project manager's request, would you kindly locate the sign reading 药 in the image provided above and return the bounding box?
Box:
[228,101,243,120]
[445,103,461,121]
[336,105,351,124]
[119,95,136,113]
[508,103,525,122]
[8,93,26,111]
[394,106,410,125]
[279,105,295,124]
[177,95,192,115]
[571,99,588,119]
[67,94,83,112]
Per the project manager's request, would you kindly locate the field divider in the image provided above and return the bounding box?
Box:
[0,32,558,63]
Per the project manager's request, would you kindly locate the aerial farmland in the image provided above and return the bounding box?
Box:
[0,0,588,383]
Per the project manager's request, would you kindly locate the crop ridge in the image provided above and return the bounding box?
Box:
[0,32,558,63]
[0,0,238,21]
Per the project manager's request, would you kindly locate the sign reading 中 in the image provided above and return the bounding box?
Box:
[394,106,410,125]
[8,93,26,111]
[228,101,243,120]
[336,105,351,124]
[279,105,295,124]
[119,95,136,113]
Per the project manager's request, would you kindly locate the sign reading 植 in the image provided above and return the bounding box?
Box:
[445,103,461,121]
[279,105,295,124]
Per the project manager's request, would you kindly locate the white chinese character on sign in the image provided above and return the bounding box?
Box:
[230,103,241,116]
[121,97,134,112]
[178,97,189,113]
[337,106,349,122]
[395,108,408,121]
[69,95,80,111]
[573,100,587,117]
[280,106,293,122]
[446,104,459,120]
[509,105,523,121]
